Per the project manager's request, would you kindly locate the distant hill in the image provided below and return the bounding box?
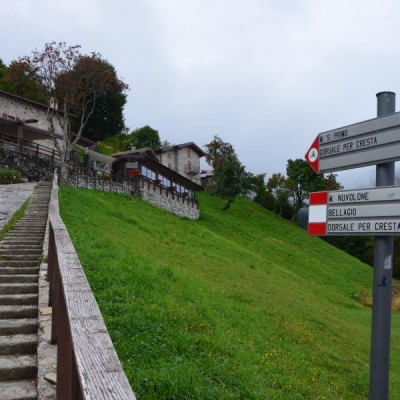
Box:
[59,187,400,399]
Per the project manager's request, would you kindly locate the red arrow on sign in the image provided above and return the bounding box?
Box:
[305,135,319,173]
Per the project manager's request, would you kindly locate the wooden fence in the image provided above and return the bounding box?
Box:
[48,173,136,399]
[0,131,58,162]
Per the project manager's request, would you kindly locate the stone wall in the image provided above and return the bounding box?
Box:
[0,146,57,181]
[141,184,200,220]
[66,172,200,220]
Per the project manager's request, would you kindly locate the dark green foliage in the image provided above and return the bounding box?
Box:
[394,237,400,279]
[121,125,161,150]
[0,60,47,103]
[214,155,254,210]
[204,134,235,169]
[326,235,400,279]
[286,159,325,216]
[70,59,127,141]
[0,167,23,184]
[324,236,374,267]
[204,135,255,210]
[286,159,342,218]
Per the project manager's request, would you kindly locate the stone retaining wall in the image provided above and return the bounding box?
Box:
[68,173,200,220]
[0,146,56,181]
[141,185,200,220]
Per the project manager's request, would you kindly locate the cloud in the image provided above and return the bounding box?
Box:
[2,0,400,186]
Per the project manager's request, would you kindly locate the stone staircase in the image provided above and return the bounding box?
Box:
[0,182,51,400]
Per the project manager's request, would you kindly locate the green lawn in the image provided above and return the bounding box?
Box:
[59,186,400,399]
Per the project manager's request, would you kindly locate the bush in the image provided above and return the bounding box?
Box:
[0,167,23,184]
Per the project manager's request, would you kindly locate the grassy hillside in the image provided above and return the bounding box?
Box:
[59,186,400,399]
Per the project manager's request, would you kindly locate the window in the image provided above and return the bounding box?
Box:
[162,177,170,187]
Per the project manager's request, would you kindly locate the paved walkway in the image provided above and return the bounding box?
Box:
[0,183,37,230]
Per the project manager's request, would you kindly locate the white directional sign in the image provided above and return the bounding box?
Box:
[308,186,400,235]
[305,111,400,173]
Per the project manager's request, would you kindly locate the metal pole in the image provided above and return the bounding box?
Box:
[369,91,395,400]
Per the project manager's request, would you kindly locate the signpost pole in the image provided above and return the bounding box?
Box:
[369,92,396,400]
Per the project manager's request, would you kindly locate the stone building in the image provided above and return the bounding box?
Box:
[111,147,203,199]
[154,142,205,185]
[0,89,61,145]
[0,89,93,148]
[111,148,204,219]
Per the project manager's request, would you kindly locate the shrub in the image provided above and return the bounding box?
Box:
[0,167,23,184]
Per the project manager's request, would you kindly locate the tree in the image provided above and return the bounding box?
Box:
[266,173,292,218]
[0,60,47,103]
[70,58,127,141]
[19,42,128,182]
[285,159,342,219]
[252,173,269,207]
[204,134,235,169]
[204,136,254,211]
[128,125,161,149]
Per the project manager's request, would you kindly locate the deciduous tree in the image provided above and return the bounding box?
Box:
[70,58,127,141]
[204,135,235,169]
[0,60,47,103]
[285,159,342,218]
[127,125,161,149]
[20,42,128,182]
[204,136,254,211]
[266,173,292,218]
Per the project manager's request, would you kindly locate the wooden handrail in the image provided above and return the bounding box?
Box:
[0,131,59,162]
[48,173,136,399]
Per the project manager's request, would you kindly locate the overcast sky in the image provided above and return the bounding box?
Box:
[3,0,400,188]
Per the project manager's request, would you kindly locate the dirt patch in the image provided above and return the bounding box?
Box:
[357,283,400,311]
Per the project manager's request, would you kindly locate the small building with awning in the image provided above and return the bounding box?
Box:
[111,148,204,200]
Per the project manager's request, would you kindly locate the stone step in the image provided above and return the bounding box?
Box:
[21,216,47,219]
[0,354,37,381]
[0,275,38,284]
[0,284,38,295]
[0,305,37,319]
[23,218,47,222]
[10,228,46,233]
[6,233,46,238]
[0,249,43,256]
[0,254,42,261]
[0,318,37,335]
[0,379,37,400]
[0,261,39,268]
[0,245,43,250]
[0,268,39,276]
[0,294,38,306]
[16,219,47,223]
[0,254,42,260]
[1,240,43,246]
[0,334,37,355]
[9,225,46,229]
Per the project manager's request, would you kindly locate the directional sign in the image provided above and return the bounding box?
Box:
[308,186,400,235]
[305,111,400,173]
